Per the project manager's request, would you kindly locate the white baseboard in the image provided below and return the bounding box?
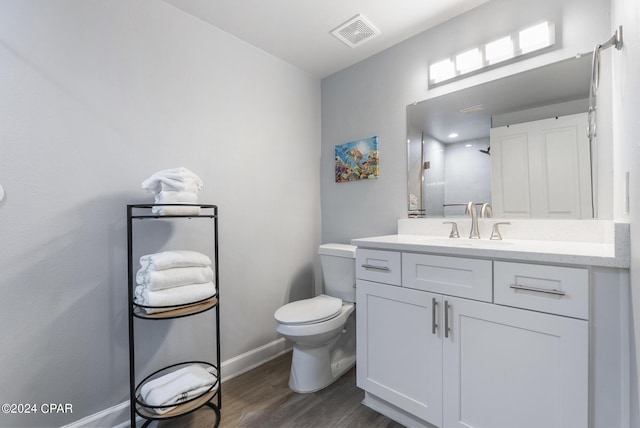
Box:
[220,337,291,382]
[62,338,291,428]
[61,401,133,428]
[112,416,143,428]
[361,392,435,428]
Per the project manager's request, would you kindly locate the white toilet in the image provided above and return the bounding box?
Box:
[274,243,357,393]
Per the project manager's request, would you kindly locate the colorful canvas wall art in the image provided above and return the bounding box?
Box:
[335,136,379,182]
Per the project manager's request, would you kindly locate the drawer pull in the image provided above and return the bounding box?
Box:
[361,264,390,272]
[509,284,566,296]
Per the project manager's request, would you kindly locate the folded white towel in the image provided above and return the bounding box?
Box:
[142,168,203,194]
[136,266,214,291]
[134,282,216,314]
[140,251,212,271]
[151,205,201,216]
[139,364,218,414]
[159,180,201,194]
[155,190,198,204]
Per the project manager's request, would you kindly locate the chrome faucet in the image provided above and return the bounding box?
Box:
[465,201,480,239]
[481,203,493,218]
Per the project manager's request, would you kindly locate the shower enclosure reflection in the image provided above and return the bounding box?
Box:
[407,54,595,219]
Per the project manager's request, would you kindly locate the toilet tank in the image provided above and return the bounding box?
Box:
[318,244,357,303]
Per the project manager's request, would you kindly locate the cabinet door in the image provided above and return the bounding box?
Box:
[442,296,588,428]
[356,279,442,425]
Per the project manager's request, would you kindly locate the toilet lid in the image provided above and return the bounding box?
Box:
[274,295,342,325]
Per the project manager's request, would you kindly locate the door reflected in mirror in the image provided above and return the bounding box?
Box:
[407,55,597,219]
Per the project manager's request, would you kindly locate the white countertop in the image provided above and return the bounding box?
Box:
[351,224,630,268]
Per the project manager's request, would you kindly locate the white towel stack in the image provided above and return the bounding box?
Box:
[141,168,204,215]
[134,250,216,314]
[139,363,218,414]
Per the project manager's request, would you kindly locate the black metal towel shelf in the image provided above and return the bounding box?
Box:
[127,203,221,427]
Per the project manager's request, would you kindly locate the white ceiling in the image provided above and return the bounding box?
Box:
[162,0,490,78]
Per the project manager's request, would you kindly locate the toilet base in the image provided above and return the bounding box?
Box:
[289,346,356,393]
[287,312,356,393]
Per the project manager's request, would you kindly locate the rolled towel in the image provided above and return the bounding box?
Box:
[154,190,198,204]
[139,364,218,414]
[142,168,203,194]
[140,251,211,271]
[134,281,216,314]
[136,266,214,291]
[151,205,201,216]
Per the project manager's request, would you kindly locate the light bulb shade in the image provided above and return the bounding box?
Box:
[456,48,482,73]
[429,59,455,84]
[485,36,514,64]
[519,21,553,54]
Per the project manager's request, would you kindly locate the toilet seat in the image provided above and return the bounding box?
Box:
[274,294,342,325]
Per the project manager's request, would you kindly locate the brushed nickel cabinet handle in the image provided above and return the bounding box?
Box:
[509,284,566,296]
[432,298,438,335]
[361,264,390,271]
[444,300,451,338]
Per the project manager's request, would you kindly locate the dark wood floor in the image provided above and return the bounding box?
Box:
[152,351,403,428]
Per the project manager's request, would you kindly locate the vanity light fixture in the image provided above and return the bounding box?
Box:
[429,21,555,86]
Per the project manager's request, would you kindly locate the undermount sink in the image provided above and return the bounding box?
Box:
[415,237,515,248]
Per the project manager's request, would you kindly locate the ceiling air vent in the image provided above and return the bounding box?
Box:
[331,14,380,48]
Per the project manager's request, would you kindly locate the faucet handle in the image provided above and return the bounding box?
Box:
[491,222,511,240]
[443,221,460,239]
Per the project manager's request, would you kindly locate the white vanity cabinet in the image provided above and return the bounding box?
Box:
[356,250,589,428]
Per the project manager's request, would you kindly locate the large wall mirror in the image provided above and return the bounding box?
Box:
[407,55,596,219]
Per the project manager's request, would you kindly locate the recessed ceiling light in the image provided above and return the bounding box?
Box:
[448,133,459,138]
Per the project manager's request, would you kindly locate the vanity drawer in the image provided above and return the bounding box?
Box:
[494,261,589,319]
[356,249,401,286]
[402,253,492,302]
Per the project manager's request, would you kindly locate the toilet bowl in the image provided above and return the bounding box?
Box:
[274,244,357,393]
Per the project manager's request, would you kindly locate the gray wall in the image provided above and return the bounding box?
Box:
[612,0,640,424]
[321,0,611,244]
[0,1,320,426]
